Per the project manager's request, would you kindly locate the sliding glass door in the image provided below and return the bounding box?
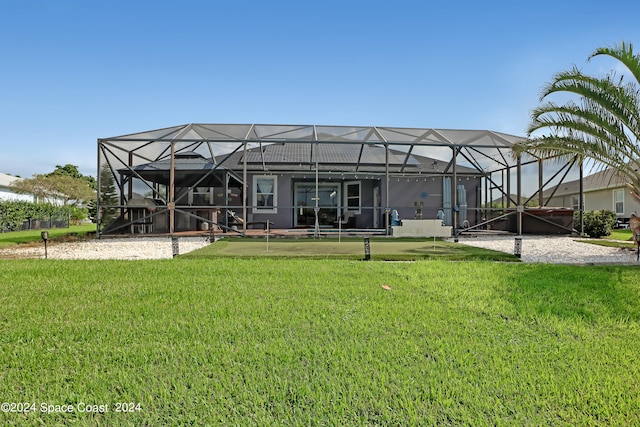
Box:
[294,183,340,227]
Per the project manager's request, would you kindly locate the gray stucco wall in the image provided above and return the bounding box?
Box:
[384,177,480,226]
[247,173,482,229]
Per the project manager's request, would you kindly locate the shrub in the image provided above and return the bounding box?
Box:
[0,201,73,231]
[65,204,89,225]
[579,209,617,238]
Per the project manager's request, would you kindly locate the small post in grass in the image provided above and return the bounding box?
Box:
[433,217,436,250]
[41,231,49,259]
[363,236,371,261]
[514,235,523,258]
[172,237,179,258]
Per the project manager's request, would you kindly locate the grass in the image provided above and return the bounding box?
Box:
[181,237,520,261]
[577,229,638,250]
[579,239,637,250]
[609,229,635,242]
[0,224,95,248]
[0,259,639,426]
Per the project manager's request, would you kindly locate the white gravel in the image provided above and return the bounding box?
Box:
[1,235,637,264]
[0,236,212,260]
[455,235,639,264]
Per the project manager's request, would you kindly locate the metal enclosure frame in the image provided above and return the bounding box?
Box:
[96,123,584,237]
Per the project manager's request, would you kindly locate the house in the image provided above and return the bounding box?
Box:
[109,144,481,234]
[543,167,640,224]
[0,172,34,202]
[97,123,572,237]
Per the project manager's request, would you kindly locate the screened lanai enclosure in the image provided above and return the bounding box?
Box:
[97,124,583,238]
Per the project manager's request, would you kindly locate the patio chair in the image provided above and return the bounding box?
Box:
[227,210,273,231]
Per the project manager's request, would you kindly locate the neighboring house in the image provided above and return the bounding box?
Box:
[0,172,34,202]
[543,167,640,222]
[488,194,534,207]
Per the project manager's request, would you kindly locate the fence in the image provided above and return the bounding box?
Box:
[14,213,70,231]
[0,201,72,232]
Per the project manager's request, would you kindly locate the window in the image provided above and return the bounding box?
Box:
[570,196,580,210]
[253,175,277,213]
[344,181,361,214]
[614,189,624,215]
[189,186,213,206]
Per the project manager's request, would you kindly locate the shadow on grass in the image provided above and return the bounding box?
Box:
[503,264,640,322]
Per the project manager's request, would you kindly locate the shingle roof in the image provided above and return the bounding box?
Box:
[542,168,628,196]
[218,142,478,174]
[0,172,21,188]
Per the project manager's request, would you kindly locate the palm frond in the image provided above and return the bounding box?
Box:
[537,71,640,143]
[518,41,640,202]
[590,42,640,87]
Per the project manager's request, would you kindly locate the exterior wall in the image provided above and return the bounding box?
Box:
[548,186,640,219]
[246,174,482,229]
[545,194,572,209]
[0,173,34,202]
[247,174,293,228]
[585,189,620,213]
[621,188,640,217]
[386,177,443,221]
[385,176,481,226]
[603,187,640,218]
[248,175,383,229]
[0,187,34,202]
[140,172,484,232]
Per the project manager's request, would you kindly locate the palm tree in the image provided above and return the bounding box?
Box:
[515,41,640,203]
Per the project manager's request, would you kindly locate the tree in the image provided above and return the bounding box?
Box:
[10,164,97,207]
[10,174,95,206]
[48,164,97,191]
[515,41,640,203]
[96,163,118,227]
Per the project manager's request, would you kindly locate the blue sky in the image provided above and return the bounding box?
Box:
[1,0,639,178]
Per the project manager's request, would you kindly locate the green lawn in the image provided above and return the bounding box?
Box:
[609,229,635,241]
[0,224,95,248]
[1,259,639,426]
[579,239,637,250]
[578,229,638,250]
[182,237,520,261]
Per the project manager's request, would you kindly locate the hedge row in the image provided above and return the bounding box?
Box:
[0,200,87,231]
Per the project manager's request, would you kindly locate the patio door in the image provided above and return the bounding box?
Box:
[294,182,340,227]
